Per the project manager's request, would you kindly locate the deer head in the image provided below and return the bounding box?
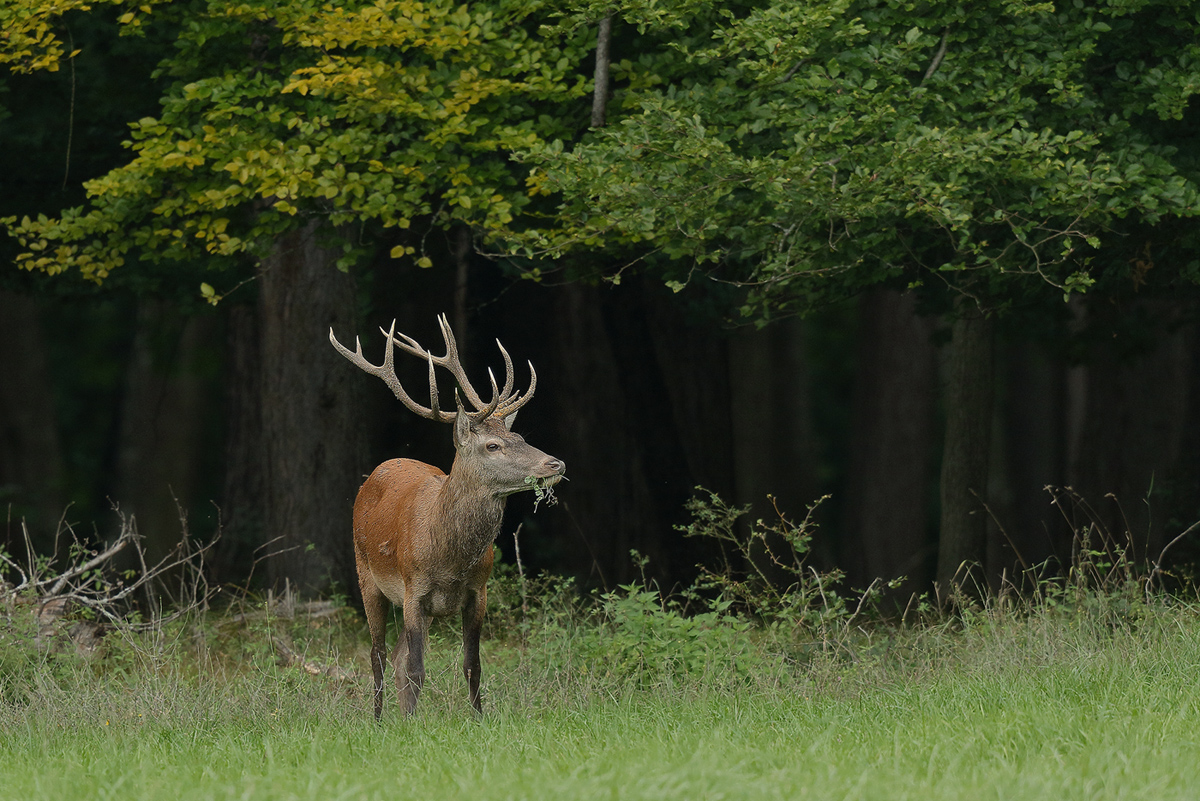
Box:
[329,313,563,495]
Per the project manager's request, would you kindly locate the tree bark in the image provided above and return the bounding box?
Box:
[597,279,702,581]
[936,306,994,595]
[842,290,936,599]
[0,291,65,550]
[503,277,735,588]
[535,282,638,586]
[112,301,217,564]
[993,339,1068,580]
[450,224,472,349]
[214,303,263,585]
[591,15,613,128]
[260,223,364,596]
[728,317,818,582]
[1069,299,1191,563]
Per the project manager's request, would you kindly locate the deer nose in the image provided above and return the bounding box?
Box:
[544,458,565,475]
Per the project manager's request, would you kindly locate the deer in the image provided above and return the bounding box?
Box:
[329,314,565,718]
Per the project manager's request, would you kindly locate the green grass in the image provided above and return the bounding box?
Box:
[2,594,1199,800]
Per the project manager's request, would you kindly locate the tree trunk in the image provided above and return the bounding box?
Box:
[598,280,699,580]
[0,291,65,551]
[993,339,1068,581]
[1069,300,1191,563]
[214,303,264,585]
[112,301,218,563]
[728,317,818,581]
[260,223,364,596]
[450,224,472,349]
[936,306,994,595]
[535,282,638,586]
[505,277,735,588]
[1170,323,1200,574]
[841,290,936,600]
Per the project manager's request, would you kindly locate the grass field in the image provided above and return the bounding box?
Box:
[3,580,1199,801]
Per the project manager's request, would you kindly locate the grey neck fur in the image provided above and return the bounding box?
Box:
[433,456,507,570]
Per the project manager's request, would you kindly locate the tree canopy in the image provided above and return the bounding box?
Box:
[518,0,1200,318]
[4,0,591,294]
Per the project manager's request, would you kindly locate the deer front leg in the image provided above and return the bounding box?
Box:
[462,588,487,713]
[398,595,429,716]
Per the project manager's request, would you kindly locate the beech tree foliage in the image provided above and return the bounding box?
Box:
[519,0,1200,317]
[3,0,590,292]
[0,0,119,75]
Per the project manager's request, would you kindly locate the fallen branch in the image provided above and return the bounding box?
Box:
[1,503,219,643]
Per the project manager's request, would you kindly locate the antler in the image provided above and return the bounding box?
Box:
[329,314,537,424]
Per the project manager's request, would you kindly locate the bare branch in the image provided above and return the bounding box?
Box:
[921,28,950,85]
[45,526,132,597]
[1147,518,1200,597]
[3,504,220,639]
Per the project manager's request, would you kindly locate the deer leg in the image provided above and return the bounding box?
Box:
[462,589,487,713]
[356,553,389,721]
[399,595,429,716]
[389,629,408,699]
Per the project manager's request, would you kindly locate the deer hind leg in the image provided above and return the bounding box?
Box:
[399,594,429,716]
[356,552,389,721]
[462,588,487,713]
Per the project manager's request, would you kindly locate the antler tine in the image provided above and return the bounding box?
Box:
[432,313,491,412]
[330,321,453,423]
[380,320,447,370]
[437,313,460,362]
[495,339,516,404]
[388,328,431,361]
[425,351,444,420]
[466,367,502,422]
[377,323,455,420]
[496,359,538,417]
[379,317,486,415]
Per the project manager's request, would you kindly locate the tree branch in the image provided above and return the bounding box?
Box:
[591,14,613,127]
[921,28,950,85]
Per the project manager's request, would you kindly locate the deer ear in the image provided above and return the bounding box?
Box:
[503,411,518,431]
[453,393,472,448]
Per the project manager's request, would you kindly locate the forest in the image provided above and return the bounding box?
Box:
[2,0,1200,607]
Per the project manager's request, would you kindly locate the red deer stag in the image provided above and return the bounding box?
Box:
[329,315,565,718]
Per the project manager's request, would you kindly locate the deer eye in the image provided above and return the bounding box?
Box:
[486,442,501,452]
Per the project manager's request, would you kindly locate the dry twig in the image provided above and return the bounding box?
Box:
[1,505,219,645]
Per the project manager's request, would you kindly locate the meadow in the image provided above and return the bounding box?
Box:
[3,563,1199,801]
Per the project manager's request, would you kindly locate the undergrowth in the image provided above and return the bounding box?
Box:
[1,486,1197,719]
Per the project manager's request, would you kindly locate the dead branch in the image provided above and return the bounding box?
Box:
[1,504,220,643]
[1147,519,1200,599]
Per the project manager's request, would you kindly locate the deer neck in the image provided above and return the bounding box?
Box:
[432,460,507,564]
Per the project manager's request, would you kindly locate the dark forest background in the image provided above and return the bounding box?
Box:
[6,262,1199,601]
